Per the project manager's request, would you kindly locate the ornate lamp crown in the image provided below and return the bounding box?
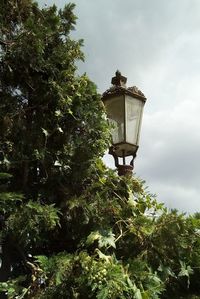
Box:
[111,70,127,87]
[103,70,146,100]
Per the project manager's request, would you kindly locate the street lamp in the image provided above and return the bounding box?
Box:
[102,71,147,176]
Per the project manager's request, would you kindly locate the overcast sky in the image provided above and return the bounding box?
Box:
[39,0,200,213]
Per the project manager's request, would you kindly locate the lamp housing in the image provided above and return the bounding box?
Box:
[102,71,146,161]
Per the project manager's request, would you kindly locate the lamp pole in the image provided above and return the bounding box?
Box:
[102,71,147,176]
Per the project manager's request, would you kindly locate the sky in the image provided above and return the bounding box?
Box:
[39,0,200,214]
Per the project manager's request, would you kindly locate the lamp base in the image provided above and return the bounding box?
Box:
[117,165,133,176]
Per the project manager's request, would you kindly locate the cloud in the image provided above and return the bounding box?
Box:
[38,0,200,213]
[136,98,200,212]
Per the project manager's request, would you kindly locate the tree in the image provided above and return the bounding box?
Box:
[0,0,109,296]
[1,1,200,298]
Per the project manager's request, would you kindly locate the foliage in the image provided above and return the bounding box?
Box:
[1,1,200,299]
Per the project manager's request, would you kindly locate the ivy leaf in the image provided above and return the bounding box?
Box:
[178,261,193,288]
[54,160,62,166]
[86,231,101,246]
[178,261,193,278]
[86,230,116,249]
[42,128,49,137]
[57,127,64,133]
[95,249,112,263]
[127,189,137,211]
[3,157,10,165]
[55,110,61,116]
[98,230,116,249]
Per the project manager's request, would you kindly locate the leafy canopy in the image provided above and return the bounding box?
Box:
[1,1,200,299]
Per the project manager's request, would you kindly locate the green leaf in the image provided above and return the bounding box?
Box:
[178,262,193,278]
[158,264,176,279]
[86,231,101,245]
[57,127,63,133]
[86,230,116,249]
[178,261,193,288]
[95,249,112,263]
[98,230,116,249]
[0,173,12,180]
[55,110,61,116]
[134,286,142,299]
[42,128,49,137]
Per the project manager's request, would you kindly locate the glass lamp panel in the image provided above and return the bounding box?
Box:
[125,95,144,145]
[104,95,125,144]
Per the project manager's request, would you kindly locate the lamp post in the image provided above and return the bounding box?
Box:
[102,71,146,176]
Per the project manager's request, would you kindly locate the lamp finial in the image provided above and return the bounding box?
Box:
[111,70,127,87]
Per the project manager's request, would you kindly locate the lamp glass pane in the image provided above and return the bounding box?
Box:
[125,95,144,145]
[104,95,125,144]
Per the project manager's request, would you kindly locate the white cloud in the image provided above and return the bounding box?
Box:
[38,0,200,213]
